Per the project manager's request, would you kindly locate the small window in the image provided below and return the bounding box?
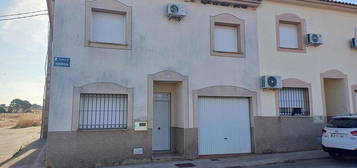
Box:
[279,23,299,49]
[276,13,306,53]
[91,11,126,44]
[85,0,132,49]
[79,94,128,129]
[214,25,239,53]
[279,88,310,116]
[211,13,245,57]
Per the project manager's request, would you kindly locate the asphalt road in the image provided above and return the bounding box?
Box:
[248,157,357,168]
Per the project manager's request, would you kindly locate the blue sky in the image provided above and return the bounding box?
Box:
[0,0,48,105]
[340,0,357,3]
[0,0,356,106]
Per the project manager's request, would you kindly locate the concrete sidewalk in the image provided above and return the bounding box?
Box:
[105,150,329,168]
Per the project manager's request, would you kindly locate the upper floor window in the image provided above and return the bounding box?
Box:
[276,13,306,53]
[91,11,126,45]
[85,0,132,49]
[214,25,238,53]
[211,13,245,57]
[279,23,299,48]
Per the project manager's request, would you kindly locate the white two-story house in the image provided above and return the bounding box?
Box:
[42,0,357,167]
[43,0,261,167]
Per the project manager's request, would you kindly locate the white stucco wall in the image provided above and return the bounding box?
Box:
[257,1,357,117]
[48,0,260,131]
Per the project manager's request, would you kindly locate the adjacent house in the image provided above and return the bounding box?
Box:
[256,0,357,153]
[42,0,357,167]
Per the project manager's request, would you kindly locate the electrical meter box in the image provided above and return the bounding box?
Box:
[134,121,148,131]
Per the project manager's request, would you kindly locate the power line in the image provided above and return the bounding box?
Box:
[0,13,48,21]
[0,10,47,18]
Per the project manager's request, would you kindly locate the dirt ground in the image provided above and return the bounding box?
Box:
[0,126,44,168]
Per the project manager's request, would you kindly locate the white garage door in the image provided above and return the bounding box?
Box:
[198,97,251,155]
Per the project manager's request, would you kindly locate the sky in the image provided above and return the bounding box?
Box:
[0,0,356,106]
[340,0,357,3]
[0,0,48,105]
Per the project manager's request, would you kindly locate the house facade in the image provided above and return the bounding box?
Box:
[256,0,357,153]
[42,0,357,167]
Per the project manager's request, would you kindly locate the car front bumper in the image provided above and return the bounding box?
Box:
[322,145,357,155]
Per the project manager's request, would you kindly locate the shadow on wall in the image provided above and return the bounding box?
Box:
[324,78,350,117]
[254,116,324,153]
[0,139,46,168]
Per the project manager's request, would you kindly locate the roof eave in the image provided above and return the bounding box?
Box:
[197,0,262,9]
[270,0,357,13]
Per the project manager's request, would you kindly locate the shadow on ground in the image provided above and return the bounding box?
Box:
[0,139,46,168]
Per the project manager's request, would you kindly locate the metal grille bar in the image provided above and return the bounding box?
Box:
[79,94,128,129]
[279,88,310,116]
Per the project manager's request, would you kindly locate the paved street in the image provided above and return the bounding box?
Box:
[106,150,329,168]
[249,157,357,168]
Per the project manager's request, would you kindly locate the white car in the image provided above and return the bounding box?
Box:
[322,115,357,159]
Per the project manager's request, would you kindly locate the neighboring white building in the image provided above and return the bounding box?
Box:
[42,0,357,167]
[256,0,357,153]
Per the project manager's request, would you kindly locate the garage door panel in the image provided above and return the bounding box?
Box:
[198,97,251,155]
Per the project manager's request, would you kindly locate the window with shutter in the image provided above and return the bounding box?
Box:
[279,23,299,49]
[214,25,239,53]
[91,11,126,44]
[279,88,310,116]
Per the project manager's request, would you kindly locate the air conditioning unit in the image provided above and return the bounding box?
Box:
[261,76,283,89]
[167,3,186,20]
[351,38,357,49]
[306,33,323,46]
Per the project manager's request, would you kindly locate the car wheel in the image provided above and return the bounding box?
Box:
[329,152,344,160]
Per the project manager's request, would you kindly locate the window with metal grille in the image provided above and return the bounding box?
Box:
[279,88,310,116]
[79,94,128,129]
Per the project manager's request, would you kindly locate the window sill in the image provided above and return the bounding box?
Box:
[277,47,306,53]
[278,115,312,118]
[78,128,130,132]
[211,50,245,58]
[87,41,130,50]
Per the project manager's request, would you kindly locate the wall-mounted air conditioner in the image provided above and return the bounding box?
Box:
[167,3,186,21]
[352,38,357,49]
[306,33,323,46]
[352,28,357,49]
[261,76,283,89]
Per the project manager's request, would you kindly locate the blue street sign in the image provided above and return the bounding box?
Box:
[54,57,70,67]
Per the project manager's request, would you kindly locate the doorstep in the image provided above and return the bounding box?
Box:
[103,150,329,168]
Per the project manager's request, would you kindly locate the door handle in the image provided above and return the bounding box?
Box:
[224,137,228,140]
